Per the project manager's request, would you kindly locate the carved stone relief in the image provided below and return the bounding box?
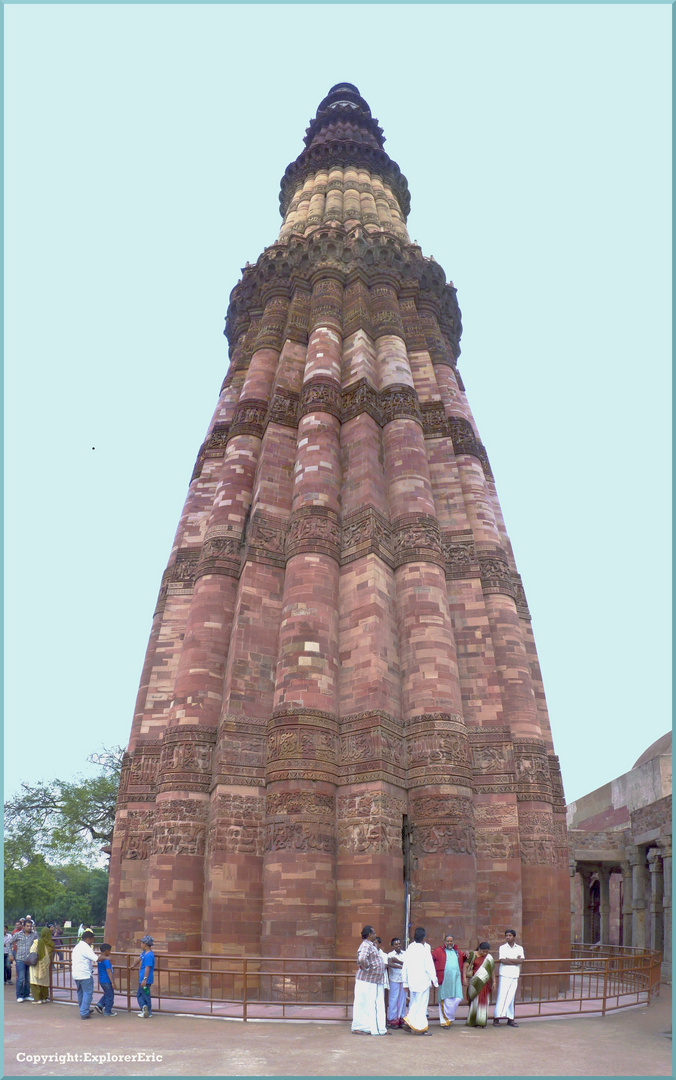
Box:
[473,802,518,827]
[475,830,520,860]
[341,378,381,426]
[266,791,335,818]
[264,822,335,853]
[380,385,422,427]
[197,526,243,579]
[419,401,448,438]
[341,506,392,566]
[244,511,287,567]
[337,821,402,854]
[298,377,342,420]
[520,839,558,866]
[228,399,269,440]
[286,506,341,561]
[120,810,155,861]
[478,550,517,600]
[391,515,444,568]
[409,794,473,821]
[410,822,475,856]
[441,531,480,580]
[149,799,208,857]
[207,793,265,858]
[472,743,512,774]
[267,388,300,429]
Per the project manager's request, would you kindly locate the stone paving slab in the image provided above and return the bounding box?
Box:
[3,984,671,1077]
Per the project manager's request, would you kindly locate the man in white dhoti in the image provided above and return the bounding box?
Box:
[351,925,388,1036]
[493,929,525,1028]
[401,927,438,1035]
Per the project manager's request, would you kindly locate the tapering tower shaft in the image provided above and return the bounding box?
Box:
[107,83,568,963]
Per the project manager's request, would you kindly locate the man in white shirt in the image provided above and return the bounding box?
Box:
[71,930,97,1020]
[386,937,406,1028]
[493,928,525,1027]
[401,927,438,1035]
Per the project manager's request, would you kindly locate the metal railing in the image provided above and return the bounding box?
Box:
[49,943,661,1022]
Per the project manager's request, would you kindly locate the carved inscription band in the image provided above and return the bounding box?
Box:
[158,514,527,606]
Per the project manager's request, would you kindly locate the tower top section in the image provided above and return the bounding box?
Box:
[279,83,411,220]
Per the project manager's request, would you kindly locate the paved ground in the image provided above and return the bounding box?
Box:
[3,983,672,1077]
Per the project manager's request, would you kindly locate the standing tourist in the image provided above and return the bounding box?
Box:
[493,929,525,1028]
[94,943,117,1016]
[464,941,495,1028]
[386,937,406,1028]
[29,927,54,1003]
[401,927,438,1035]
[432,932,466,1028]
[375,937,390,1014]
[51,924,64,962]
[351,926,388,1036]
[12,917,38,1002]
[4,926,14,983]
[71,930,97,1020]
[135,935,155,1018]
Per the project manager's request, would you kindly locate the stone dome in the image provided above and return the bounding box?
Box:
[632,730,672,769]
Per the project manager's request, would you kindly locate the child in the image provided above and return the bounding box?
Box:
[94,944,117,1016]
[136,935,155,1018]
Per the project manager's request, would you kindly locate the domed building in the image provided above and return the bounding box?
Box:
[567,732,672,981]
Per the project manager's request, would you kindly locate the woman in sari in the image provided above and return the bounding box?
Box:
[29,927,54,1003]
[464,941,495,1028]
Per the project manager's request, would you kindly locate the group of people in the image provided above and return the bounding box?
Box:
[352,926,525,1036]
[70,930,155,1020]
[5,918,56,1003]
[5,917,156,1022]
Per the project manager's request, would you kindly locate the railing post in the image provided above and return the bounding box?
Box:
[126,953,131,1014]
[601,957,608,1015]
[243,958,248,1022]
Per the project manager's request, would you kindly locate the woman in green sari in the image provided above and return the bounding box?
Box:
[29,927,54,1002]
[464,942,495,1028]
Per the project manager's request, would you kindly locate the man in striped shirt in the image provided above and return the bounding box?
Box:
[12,918,38,1002]
[351,925,388,1036]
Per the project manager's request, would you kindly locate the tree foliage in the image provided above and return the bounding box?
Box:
[4,746,123,862]
[4,860,111,926]
[4,747,123,926]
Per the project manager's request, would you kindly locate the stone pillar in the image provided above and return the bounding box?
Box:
[260,276,343,959]
[335,324,406,957]
[428,351,524,948]
[203,330,305,957]
[598,866,612,944]
[570,859,578,943]
[647,848,664,954]
[629,846,648,950]
[658,840,671,982]
[621,862,633,947]
[143,297,284,955]
[578,868,593,943]
[376,286,474,950]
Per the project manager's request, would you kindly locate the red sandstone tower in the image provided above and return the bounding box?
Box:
[106,84,569,962]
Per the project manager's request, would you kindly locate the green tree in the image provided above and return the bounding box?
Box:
[4,853,57,921]
[4,747,118,927]
[4,746,123,863]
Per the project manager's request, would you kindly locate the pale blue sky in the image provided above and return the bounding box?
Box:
[5,4,671,805]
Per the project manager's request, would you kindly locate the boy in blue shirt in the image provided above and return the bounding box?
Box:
[94,944,117,1016]
[136,935,155,1018]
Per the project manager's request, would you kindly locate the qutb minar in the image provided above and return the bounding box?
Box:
[106,84,569,962]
